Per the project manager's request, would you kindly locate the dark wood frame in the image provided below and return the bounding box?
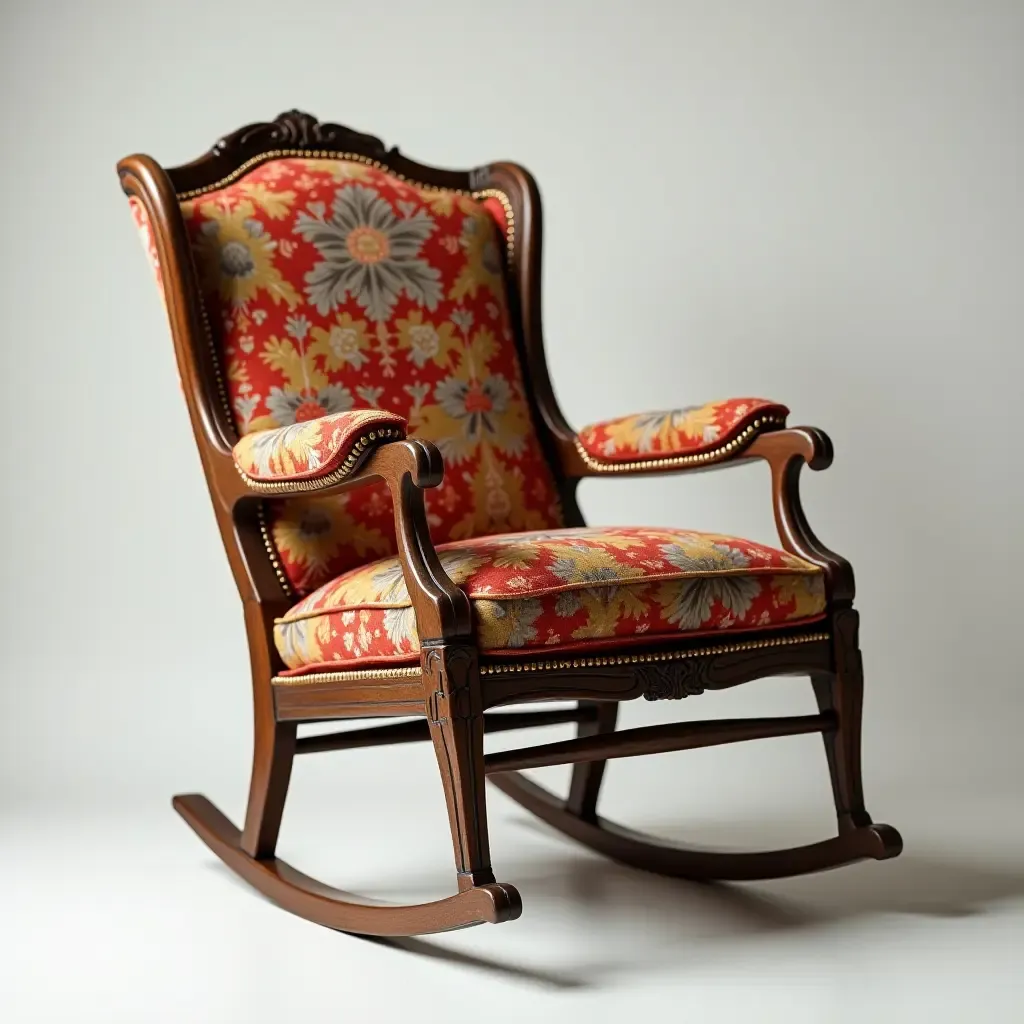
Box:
[117,111,901,937]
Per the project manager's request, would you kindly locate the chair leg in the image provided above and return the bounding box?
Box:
[241,718,297,859]
[423,644,495,890]
[566,700,619,820]
[811,608,872,833]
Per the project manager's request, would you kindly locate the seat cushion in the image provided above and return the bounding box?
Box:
[273,527,827,674]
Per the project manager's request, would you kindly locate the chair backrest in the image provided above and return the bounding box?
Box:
[122,112,568,597]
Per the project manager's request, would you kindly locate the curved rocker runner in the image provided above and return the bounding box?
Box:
[118,111,902,937]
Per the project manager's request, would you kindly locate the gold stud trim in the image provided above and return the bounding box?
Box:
[195,291,235,428]
[575,415,786,474]
[271,631,830,686]
[272,665,423,686]
[236,427,405,494]
[473,187,515,264]
[478,631,830,675]
[256,503,292,596]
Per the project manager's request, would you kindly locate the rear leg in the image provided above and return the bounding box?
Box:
[566,701,619,820]
[241,719,297,859]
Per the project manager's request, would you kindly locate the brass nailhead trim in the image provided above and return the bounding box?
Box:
[236,427,405,494]
[273,665,423,687]
[271,631,830,686]
[472,187,515,263]
[196,293,234,427]
[257,502,292,597]
[574,415,786,474]
[478,631,829,675]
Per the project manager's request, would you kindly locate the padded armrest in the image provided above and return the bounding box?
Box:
[575,398,788,472]
[233,409,406,487]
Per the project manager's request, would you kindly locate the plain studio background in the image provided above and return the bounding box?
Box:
[1,2,1022,1022]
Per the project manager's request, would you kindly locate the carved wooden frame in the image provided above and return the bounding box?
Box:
[116,111,901,937]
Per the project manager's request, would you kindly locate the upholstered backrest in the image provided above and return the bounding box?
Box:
[175,156,562,595]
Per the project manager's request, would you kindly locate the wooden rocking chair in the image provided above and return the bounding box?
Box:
[117,111,901,937]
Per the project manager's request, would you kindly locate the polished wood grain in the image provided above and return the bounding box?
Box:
[118,110,901,937]
[295,706,599,754]
[174,794,522,934]
[483,714,834,774]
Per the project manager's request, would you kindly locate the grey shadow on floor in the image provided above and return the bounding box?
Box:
[203,860,593,989]
[202,810,1024,988]
[507,811,1024,923]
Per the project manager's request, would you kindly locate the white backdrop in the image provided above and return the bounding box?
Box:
[1,0,1021,850]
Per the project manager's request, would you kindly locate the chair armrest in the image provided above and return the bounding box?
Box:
[231,409,406,491]
[563,399,855,603]
[570,398,789,475]
[224,429,472,643]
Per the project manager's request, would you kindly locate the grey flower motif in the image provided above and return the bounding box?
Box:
[403,381,432,415]
[233,393,260,429]
[266,387,354,428]
[661,575,761,631]
[295,184,441,321]
[265,383,353,425]
[478,598,543,648]
[383,607,417,649]
[355,385,385,407]
[285,314,312,340]
[274,619,312,669]
[659,540,751,574]
[554,591,583,617]
[548,558,623,587]
[369,549,484,605]
[435,374,511,441]
[202,218,264,281]
[657,539,759,629]
[450,308,474,335]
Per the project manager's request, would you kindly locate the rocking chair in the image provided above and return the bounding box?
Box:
[117,111,901,937]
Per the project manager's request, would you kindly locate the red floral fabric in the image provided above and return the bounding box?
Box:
[273,526,826,673]
[128,197,164,301]
[179,158,562,593]
[233,409,405,483]
[577,398,788,464]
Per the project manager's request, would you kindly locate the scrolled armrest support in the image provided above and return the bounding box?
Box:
[223,435,472,643]
[743,427,855,602]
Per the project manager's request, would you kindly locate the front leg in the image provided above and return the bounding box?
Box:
[422,643,495,890]
[811,608,872,832]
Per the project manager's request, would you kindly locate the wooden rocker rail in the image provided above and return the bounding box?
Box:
[173,795,522,935]
[489,773,902,882]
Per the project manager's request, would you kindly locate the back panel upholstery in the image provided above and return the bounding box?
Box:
[177,157,563,595]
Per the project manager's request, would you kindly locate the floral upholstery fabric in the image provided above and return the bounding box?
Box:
[274,527,826,673]
[179,158,562,592]
[129,197,164,301]
[233,408,405,483]
[577,398,789,464]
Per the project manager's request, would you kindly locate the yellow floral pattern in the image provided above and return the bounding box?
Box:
[273,527,826,671]
[179,157,563,592]
[577,398,789,462]
[232,408,405,482]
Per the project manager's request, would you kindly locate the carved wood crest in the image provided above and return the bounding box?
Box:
[212,109,388,158]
